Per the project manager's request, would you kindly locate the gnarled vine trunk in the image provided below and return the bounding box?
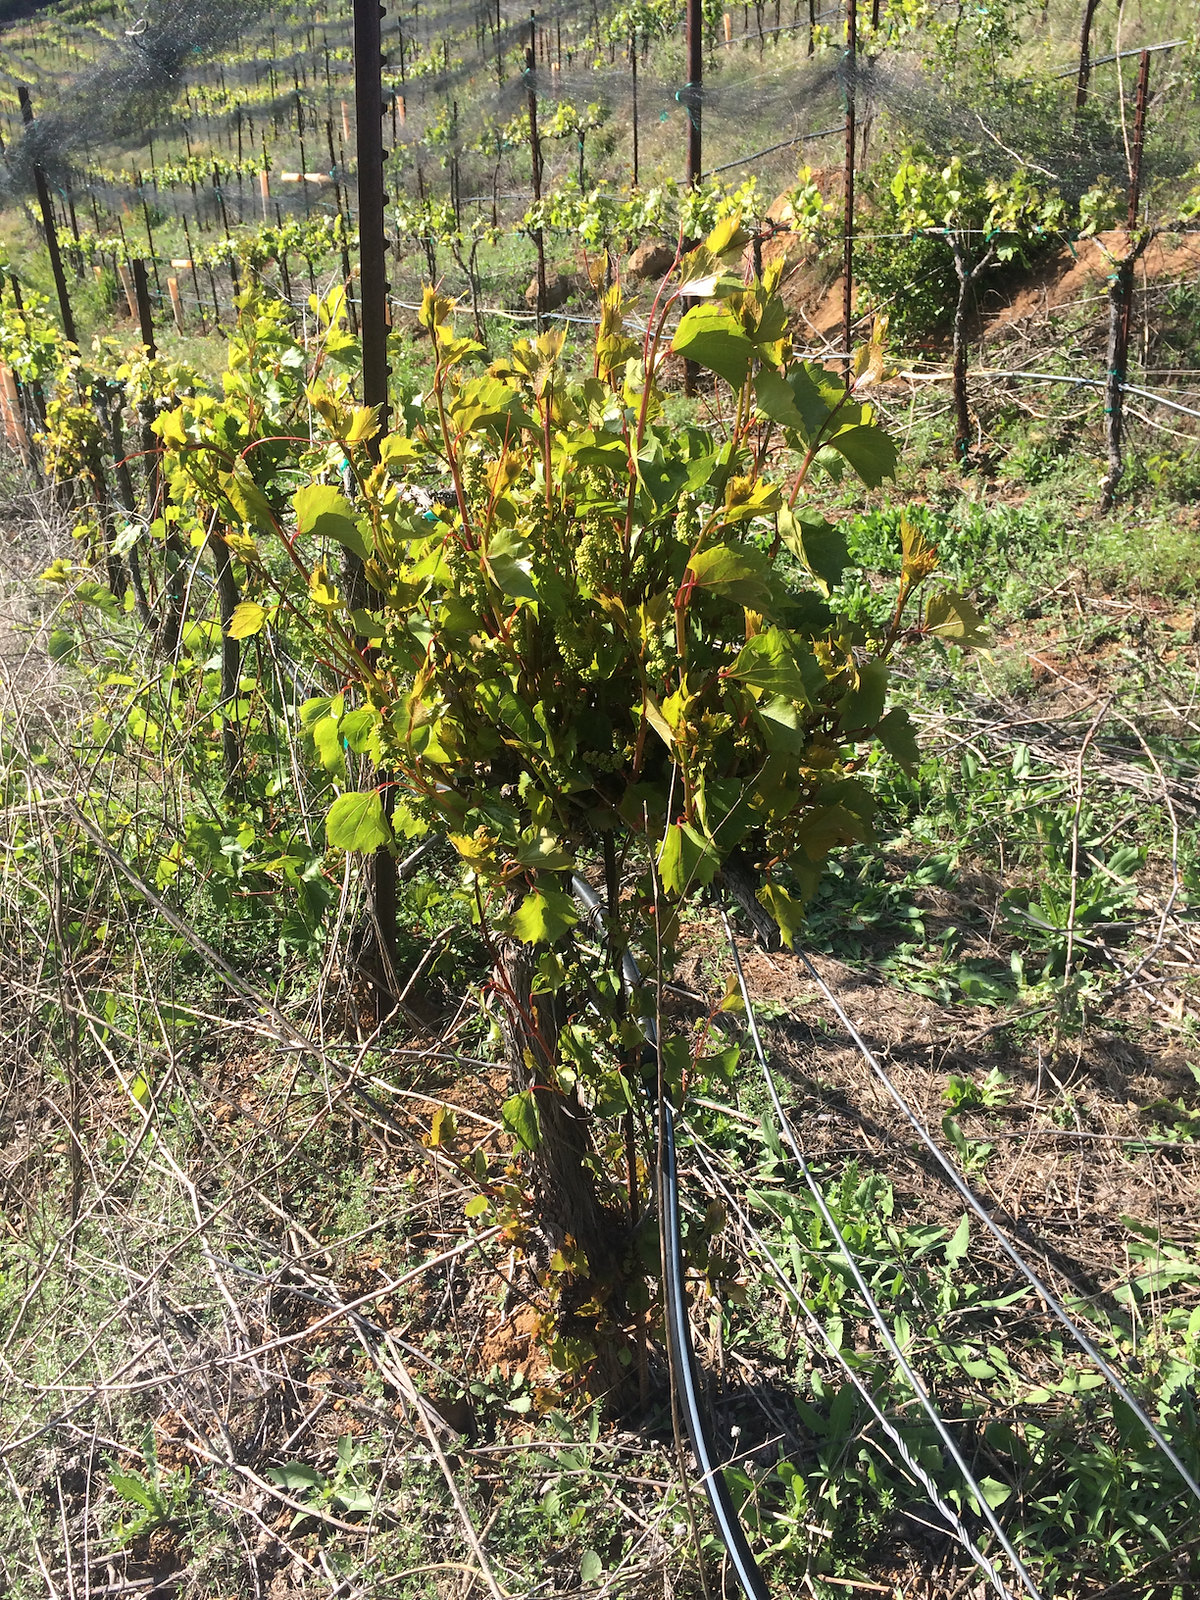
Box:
[497,936,611,1270]
[950,242,995,463]
[1100,246,1148,511]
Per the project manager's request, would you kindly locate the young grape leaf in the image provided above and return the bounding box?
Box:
[294,483,372,562]
[925,590,988,645]
[501,1089,542,1151]
[687,543,773,608]
[508,887,579,944]
[657,822,720,895]
[826,422,898,488]
[325,791,392,852]
[226,600,266,639]
[757,881,807,949]
[876,707,920,772]
[776,507,850,594]
[671,304,754,389]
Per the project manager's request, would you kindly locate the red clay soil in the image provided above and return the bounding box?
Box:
[986,226,1200,329]
[762,212,1200,352]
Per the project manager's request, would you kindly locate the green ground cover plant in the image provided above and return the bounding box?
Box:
[1,2,1199,1598]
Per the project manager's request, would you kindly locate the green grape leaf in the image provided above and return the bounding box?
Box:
[485,529,539,602]
[757,881,807,949]
[508,887,579,944]
[925,590,988,645]
[226,600,266,639]
[223,461,276,531]
[311,715,345,774]
[687,543,773,608]
[839,658,888,732]
[657,822,720,896]
[777,507,850,594]
[826,422,898,488]
[785,362,846,436]
[876,707,920,773]
[729,626,821,704]
[501,1089,542,1151]
[671,304,755,389]
[325,790,392,852]
[294,483,372,562]
[754,366,808,432]
[514,830,575,870]
[794,803,872,863]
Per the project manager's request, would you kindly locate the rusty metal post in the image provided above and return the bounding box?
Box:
[353,0,390,445]
[526,12,547,326]
[842,0,856,382]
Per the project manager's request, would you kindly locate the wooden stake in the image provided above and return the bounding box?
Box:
[117,261,138,320]
[685,0,702,186]
[1075,0,1102,120]
[131,259,156,358]
[630,32,639,186]
[683,0,703,395]
[0,365,28,457]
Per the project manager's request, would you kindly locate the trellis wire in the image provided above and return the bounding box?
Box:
[763,933,1200,1509]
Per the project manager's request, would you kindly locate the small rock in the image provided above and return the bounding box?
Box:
[524,271,574,310]
[626,239,677,282]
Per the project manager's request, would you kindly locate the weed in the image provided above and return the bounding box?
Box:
[108,1431,192,1548]
[944,1067,1013,1109]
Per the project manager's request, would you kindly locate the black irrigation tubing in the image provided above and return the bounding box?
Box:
[768,931,1200,1508]
[702,121,842,176]
[569,874,771,1600]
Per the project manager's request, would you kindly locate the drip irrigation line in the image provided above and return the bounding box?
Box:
[1028,39,1186,87]
[658,1101,771,1600]
[569,875,770,1600]
[685,1132,1010,1584]
[719,909,1035,1600]
[779,936,1200,1509]
[702,123,842,177]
